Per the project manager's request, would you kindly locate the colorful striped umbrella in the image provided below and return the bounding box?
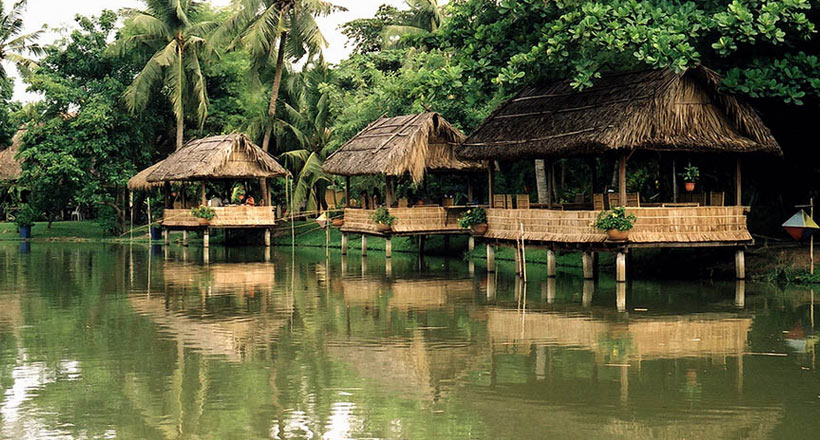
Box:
[782,210,819,241]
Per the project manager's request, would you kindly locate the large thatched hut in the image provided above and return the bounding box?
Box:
[323,112,484,206]
[0,130,25,182]
[455,66,784,282]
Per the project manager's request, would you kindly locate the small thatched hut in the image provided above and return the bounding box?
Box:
[146,133,289,183]
[323,112,484,206]
[458,66,780,159]
[0,130,25,182]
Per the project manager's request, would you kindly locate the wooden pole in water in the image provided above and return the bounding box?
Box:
[546,249,556,278]
[487,244,495,272]
[326,223,330,257]
[735,249,746,280]
[582,252,594,280]
[520,222,528,283]
[361,235,367,256]
[341,233,348,255]
[468,236,475,252]
[385,236,392,258]
[616,251,627,282]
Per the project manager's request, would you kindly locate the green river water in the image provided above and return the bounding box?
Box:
[1,242,818,439]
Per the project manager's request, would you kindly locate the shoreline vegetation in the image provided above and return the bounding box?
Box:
[3,220,819,285]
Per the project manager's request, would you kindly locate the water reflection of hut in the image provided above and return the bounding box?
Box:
[129,295,290,362]
[160,261,276,295]
[486,309,751,361]
[340,278,475,310]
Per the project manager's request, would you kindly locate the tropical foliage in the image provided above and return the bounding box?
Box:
[371,207,396,226]
[457,207,487,229]
[0,0,43,79]
[594,207,637,231]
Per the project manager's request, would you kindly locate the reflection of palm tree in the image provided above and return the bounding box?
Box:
[383,0,442,46]
[278,63,335,212]
[109,0,216,151]
[0,0,43,79]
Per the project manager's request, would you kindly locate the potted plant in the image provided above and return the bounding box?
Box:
[371,207,396,232]
[14,204,37,239]
[458,207,488,236]
[594,206,637,241]
[191,206,216,226]
[231,184,246,204]
[681,165,699,192]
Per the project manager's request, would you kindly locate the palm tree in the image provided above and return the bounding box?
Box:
[217,0,343,153]
[0,0,43,79]
[109,0,216,151]
[277,63,334,211]
[383,0,442,46]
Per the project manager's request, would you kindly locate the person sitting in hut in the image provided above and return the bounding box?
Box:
[245,194,256,206]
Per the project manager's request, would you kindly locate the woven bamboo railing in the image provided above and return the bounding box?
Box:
[161,206,277,228]
[484,206,752,244]
[341,207,467,235]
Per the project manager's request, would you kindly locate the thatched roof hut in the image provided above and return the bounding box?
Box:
[0,130,25,182]
[458,66,782,160]
[144,133,289,183]
[323,112,484,184]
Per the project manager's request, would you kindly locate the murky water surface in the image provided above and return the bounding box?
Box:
[1,242,818,439]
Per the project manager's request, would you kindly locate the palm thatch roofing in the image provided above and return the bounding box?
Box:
[0,130,25,182]
[458,66,782,160]
[322,112,485,184]
[144,133,290,183]
[127,161,167,191]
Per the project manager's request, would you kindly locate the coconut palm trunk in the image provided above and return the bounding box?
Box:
[260,25,289,205]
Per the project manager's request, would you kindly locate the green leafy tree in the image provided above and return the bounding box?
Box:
[20,12,169,231]
[340,4,408,54]
[216,0,344,152]
[278,63,335,211]
[0,0,43,79]
[382,0,443,47]
[109,0,217,151]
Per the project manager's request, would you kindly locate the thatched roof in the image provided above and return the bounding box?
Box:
[127,161,167,191]
[145,133,290,183]
[459,66,782,160]
[0,130,25,181]
[322,112,484,184]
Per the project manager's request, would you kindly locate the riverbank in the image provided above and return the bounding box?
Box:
[5,220,818,283]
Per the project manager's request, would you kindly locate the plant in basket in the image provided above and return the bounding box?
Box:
[191,206,216,226]
[594,206,636,241]
[458,207,488,236]
[371,207,396,232]
[680,165,699,192]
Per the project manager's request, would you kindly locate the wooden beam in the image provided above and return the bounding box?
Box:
[546,158,553,209]
[164,182,171,209]
[735,158,742,206]
[618,154,627,207]
[201,180,207,206]
[345,176,351,208]
[488,162,495,204]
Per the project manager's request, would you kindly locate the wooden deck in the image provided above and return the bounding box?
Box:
[341,206,752,248]
[162,206,277,229]
[484,206,752,248]
[341,207,469,236]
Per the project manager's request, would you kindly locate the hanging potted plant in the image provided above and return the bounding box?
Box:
[594,206,637,241]
[14,204,37,239]
[680,165,699,192]
[231,184,246,204]
[458,207,488,236]
[191,206,216,226]
[371,207,396,233]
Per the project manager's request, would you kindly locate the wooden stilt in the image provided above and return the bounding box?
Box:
[735,280,746,308]
[582,252,594,280]
[341,233,348,255]
[468,236,475,252]
[418,236,425,255]
[487,244,496,272]
[200,180,207,206]
[546,277,556,304]
[735,249,746,280]
[203,229,209,248]
[514,244,522,275]
[182,230,189,247]
[546,158,553,209]
[264,228,271,247]
[385,258,392,277]
[616,282,627,312]
[546,249,556,278]
[582,280,594,307]
[361,235,368,256]
[616,251,627,282]
[592,252,599,280]
[385,237,392,258]
[203,248,209,265]
[163,228,170,246]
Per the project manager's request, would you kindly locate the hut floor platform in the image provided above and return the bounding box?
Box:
[161,206,278,229]
[341,206,752,249]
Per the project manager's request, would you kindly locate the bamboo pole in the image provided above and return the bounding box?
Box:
[812,198,815,275]
[520,222,527,283]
